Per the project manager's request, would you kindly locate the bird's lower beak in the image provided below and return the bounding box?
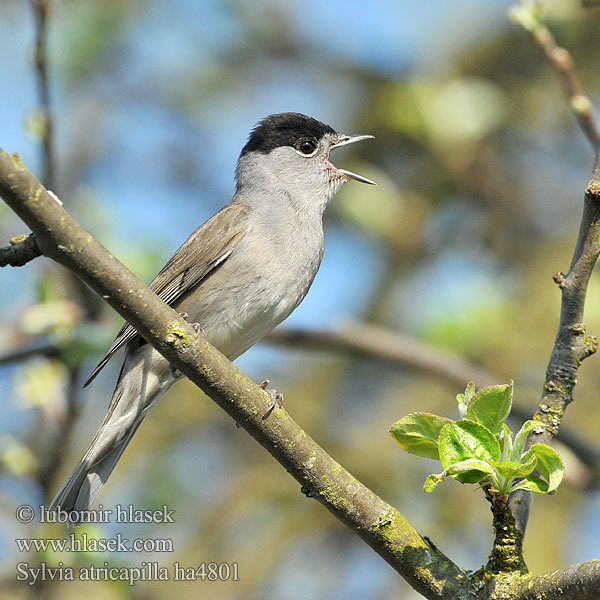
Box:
[329,134,377,185]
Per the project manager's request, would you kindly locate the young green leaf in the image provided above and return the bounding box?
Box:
[457,381,475,418]
[424,459,496,492]
[445,458,497,484]
[424,473,444,493]
[499,423,513,458]
[522,443,564,493]
[438,420,500,483]
[466,382,513,435]
[493,456,536,480]
[510,420,542,462]
[510,473,549,494]
[390,413,453,460]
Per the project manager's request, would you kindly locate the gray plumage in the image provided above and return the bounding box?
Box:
[49,113,375,524]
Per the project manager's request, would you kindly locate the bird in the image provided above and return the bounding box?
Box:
[49,112,375,524]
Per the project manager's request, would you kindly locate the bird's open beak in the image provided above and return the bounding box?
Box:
[329,134,377,185]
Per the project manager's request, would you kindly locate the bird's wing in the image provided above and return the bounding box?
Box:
[83,203,250,387]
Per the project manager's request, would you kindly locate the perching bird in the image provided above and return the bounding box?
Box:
[49,112,375,523]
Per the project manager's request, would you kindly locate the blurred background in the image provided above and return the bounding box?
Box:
[1,0,599,598]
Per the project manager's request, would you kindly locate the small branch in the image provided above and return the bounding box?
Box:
[37,365,81,493]
[30,0,56,191]
[537,152,600,418]
[510,2,600,150]
[505,559,600,600]
[265,323,498,388]
[510,147,600,532]
[0,341,58,366]
[0,233,42,267]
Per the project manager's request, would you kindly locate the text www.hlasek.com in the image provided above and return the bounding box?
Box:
[15,533,173,553]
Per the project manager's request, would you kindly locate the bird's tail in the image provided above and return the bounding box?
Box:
[48,416,144,526]
[49,345,171,525]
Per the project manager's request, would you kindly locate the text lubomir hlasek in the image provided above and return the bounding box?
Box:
[37,504,175,524]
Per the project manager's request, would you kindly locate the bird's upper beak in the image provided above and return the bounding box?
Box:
[329,134,377,185]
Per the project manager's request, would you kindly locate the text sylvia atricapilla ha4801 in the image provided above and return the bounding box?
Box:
[49,112,376,524]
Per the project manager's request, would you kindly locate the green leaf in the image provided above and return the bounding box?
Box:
[510,474,549,494]
[424,459,496,492]
[466,382,513,435]
[493,457,536,480]
[446,458,497,484]
[510,420,542,462]
[499,423,513,457]
[522,443,564,493]
[424,473,444,493]
[390,413,453,460]
[438,421,500,483]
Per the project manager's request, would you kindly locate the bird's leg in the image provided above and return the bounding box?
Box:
[170,312,204,378]
[260,379,284,420]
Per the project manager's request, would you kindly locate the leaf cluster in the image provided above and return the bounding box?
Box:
[390,382,564,496]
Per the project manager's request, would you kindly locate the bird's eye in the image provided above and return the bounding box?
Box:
[296,139,318,156]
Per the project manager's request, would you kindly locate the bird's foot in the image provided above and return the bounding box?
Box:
[178,312,204,335]
[260,379,284,420]
[170,313,204,378]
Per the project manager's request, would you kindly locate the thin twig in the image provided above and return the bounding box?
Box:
[37,365,81,493]
[510,2,600,150]
[0,341,58,366]
[30,0,56,191]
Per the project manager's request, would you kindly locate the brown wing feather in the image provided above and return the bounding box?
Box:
[83,203,250,387]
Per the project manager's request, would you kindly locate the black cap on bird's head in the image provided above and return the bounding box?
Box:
[241,113,336,156]
[239,112,376,186]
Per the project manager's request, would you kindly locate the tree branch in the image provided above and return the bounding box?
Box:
[31,0,56,191]
[0,149,475,598]
[0,233,41,266]
[503,559,600,600]
[511,2,600,151]
[510,146,600,532]
[0,341,58,366]
[3,146,598,599]
[265,323,497,387]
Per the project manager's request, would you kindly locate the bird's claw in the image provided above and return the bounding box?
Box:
[260,380,283,420]
[191,322,204,334]
[179,312,204,335]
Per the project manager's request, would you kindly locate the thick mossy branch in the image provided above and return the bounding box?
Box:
[500,559,600,600]
[484,491,527,576]
[0,148,473,598]
[2,148,598,599]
